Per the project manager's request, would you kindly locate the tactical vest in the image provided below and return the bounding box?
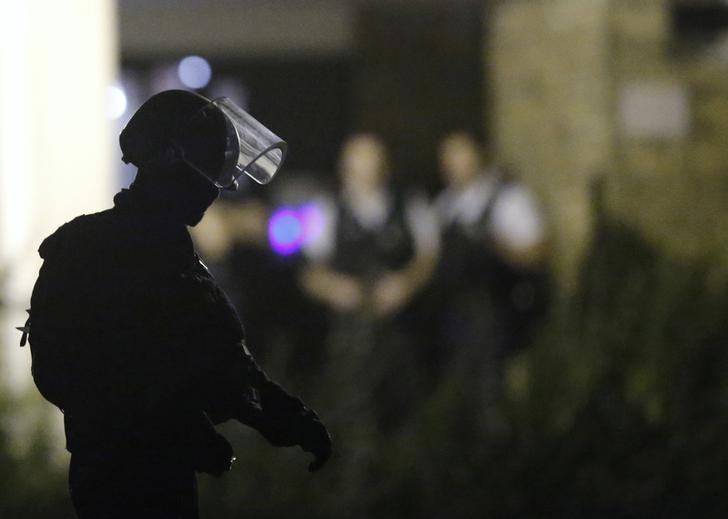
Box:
[437,176,512,297]
[438,176,550,345]
[331,193,415,279]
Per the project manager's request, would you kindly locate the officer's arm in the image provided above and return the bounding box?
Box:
[233,345,332,471]
[172,266,332,470]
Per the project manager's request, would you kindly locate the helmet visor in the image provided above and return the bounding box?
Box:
[174,97,287,188]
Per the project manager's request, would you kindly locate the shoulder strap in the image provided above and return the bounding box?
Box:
[473,173,510,239]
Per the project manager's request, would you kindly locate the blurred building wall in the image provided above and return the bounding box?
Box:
[608,0,728,265]
[353,0,485,188]
[490,0,728,287]
[118,0,356,59]
[0,0,118,391]
[491,0,615,288]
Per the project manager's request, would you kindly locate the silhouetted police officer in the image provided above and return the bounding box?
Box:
[25,90,331,519]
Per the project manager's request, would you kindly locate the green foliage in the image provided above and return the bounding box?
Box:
[0,390,74,519]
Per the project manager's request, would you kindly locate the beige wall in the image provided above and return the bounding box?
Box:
[491,0,614,288]
[0,0,118,392]
[490,0,728,287]
[118,0,356,58]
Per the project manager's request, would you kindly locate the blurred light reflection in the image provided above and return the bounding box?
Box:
[177,55,212,90]
[106,84,127,120]
[268,202,325,256]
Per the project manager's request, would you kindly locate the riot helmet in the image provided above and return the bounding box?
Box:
[120,90,287,189]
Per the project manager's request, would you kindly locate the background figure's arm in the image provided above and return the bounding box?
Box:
[299,264,364,312]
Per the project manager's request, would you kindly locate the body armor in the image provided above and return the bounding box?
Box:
[331,192,415,280]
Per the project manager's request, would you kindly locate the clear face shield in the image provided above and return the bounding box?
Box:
[172,97,287,188]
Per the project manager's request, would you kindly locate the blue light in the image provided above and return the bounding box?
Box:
[268,203,327,257]
[177,55,212,90]
[269,208,303,256]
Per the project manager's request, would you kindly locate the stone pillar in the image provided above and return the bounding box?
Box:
[490,0,614,289]
[0,0,118,391]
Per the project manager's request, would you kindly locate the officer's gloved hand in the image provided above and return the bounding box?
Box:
[192,432,236,477]
[251,409,332,472]
[299,411,332,472]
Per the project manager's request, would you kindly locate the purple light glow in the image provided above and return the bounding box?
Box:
[268,208,302,256]
[268,203,327,257]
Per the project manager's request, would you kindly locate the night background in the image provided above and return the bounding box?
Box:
[2,0,728,517]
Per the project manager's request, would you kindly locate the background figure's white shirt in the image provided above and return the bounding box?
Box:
[435,171,545,251]
[303,189,440,264]
[342,188,391,231]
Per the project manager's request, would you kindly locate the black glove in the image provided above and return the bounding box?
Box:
[191,432,236,477]
[232,358,332,472]
[299,412,332,472]
[246,407,332,472]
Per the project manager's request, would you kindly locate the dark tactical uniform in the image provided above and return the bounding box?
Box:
[28,189,324,519]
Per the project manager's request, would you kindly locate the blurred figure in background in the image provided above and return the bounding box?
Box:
[432,131,550,432]
[299,135,438,501]
[301,134,439,430]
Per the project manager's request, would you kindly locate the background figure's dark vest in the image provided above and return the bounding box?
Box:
[437,177,511,297]
[436,177,550,356]
[326,192,420,432]
[331,193,415,279]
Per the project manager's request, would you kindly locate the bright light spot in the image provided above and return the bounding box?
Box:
[177,55,212,90]
[269,208,303,256]
[268,203,327,256]
[106,84,127,120]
